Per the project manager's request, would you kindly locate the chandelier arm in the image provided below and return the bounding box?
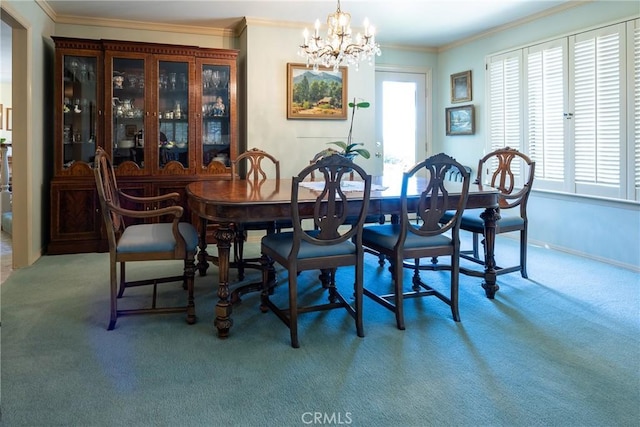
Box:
[298,0,381,70]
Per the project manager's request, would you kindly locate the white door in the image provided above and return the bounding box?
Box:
[375,70,428,177]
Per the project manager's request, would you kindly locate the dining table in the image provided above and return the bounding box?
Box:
[186,176,501,339]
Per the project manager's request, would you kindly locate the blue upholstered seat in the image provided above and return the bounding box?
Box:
[118,223,199,254]
[362,224,452,250]
[262,231,357,259]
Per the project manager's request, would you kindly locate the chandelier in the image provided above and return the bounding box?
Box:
[298,0,381,71]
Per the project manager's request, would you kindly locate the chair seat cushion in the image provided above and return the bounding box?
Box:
[118,222,199,254]
[362,224,452,251]
[262,231,356,259]
[441,209,524,232]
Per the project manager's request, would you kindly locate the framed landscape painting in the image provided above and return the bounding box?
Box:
[287,63,347,120]
[446,105,475,135]
[450,70,472,103]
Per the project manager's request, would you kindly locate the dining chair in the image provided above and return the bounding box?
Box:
[93,147,198,330]
[446,147,535,278]
[360,153,470,330]
[231,148,288,280]
[260,154,372,348]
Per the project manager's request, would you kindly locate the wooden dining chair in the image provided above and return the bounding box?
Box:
[260,154,372,348]
[448,147,535,278]
[231,148,287,280]
[360,153,471,330]
[93,147,198,330]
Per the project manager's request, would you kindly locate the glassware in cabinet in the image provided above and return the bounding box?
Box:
[157,60,190,170]
[201,63,231,167]
[61,54,99,169]
[110,56,146,169]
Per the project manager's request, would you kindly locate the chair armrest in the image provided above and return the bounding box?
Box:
[106,202,184,220]
[118,190,181,205]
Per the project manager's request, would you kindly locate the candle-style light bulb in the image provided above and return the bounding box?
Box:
[314,19,320,37]
[303,28,309,44]
[363,18,370,36]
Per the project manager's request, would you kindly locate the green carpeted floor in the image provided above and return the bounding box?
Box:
[1,237,639,426]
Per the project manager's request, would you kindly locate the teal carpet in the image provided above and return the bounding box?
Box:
[1,237,639,426]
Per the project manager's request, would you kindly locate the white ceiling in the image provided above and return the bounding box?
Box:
[1,0,573,83]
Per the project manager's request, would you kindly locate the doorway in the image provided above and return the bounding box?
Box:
[375,69,429,177]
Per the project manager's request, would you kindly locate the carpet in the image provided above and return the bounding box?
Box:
[1,237,638,426]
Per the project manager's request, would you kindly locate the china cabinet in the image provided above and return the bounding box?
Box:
[49,37,238,254]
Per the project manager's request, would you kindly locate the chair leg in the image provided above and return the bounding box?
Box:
[288,267,300,348]
[259,255,275,313]
[235,228,246,281]
[355,262,364,338]
[185,257,197,325]
[520,228,528,279]
[393,257,405,330]
[108,259,118,330]
[472,233,480,259]
[117,262,126,298]
[451,253,461,322]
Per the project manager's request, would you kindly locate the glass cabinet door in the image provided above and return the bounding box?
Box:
[158,60,189,169]
[201,63,231,167]
[110,57,146,169]
[62,54,98,168]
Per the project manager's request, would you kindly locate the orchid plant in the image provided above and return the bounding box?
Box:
[314,98,371,161]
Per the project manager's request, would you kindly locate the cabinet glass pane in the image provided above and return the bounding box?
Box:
[111,57,145,168]
[158,61,189,169]
[202,64,230,166]
[62,55,98,168]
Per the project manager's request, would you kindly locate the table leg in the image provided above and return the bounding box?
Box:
[480,207,500,299]
[213,223,236,338]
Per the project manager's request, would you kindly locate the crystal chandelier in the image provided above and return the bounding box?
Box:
[298,0,381,71]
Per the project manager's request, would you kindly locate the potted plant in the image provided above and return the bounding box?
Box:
[313,98,371,161]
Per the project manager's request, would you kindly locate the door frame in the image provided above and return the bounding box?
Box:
[375,65,432,176]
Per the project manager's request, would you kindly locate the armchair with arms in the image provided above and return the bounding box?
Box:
[93,147,199,330]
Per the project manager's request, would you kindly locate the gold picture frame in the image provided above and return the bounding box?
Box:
[0,104,3,130]
[450,70,472,103]
[6,108,11,131]
[287,63,347,120]
[446,104,475,136]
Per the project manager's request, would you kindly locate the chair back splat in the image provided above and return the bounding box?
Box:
[93,147,198,330]
[360,153,471,330]
[229,148,286,285]
[260,154,372,348]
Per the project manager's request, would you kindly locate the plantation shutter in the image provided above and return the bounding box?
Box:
[525,39,567,191]
[488,51,522,154]
[631,19,640,200]
[571,23,625,198]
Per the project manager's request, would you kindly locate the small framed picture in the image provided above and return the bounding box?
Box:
[287,63,347,120]
[450,70,472,103]
[6,108,11,131]
[446,105,475,136]
[125,124,137,138]
[0,104,3,130]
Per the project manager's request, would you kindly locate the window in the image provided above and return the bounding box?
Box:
[487,18,640,202]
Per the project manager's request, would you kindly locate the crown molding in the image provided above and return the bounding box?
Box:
[36,0,57,21]
[437,0,590,53]
[52,14,234,38]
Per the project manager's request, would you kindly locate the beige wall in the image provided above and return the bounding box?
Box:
[244,23,376,178]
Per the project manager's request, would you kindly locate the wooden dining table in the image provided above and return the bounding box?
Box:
[186,176,501,338]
